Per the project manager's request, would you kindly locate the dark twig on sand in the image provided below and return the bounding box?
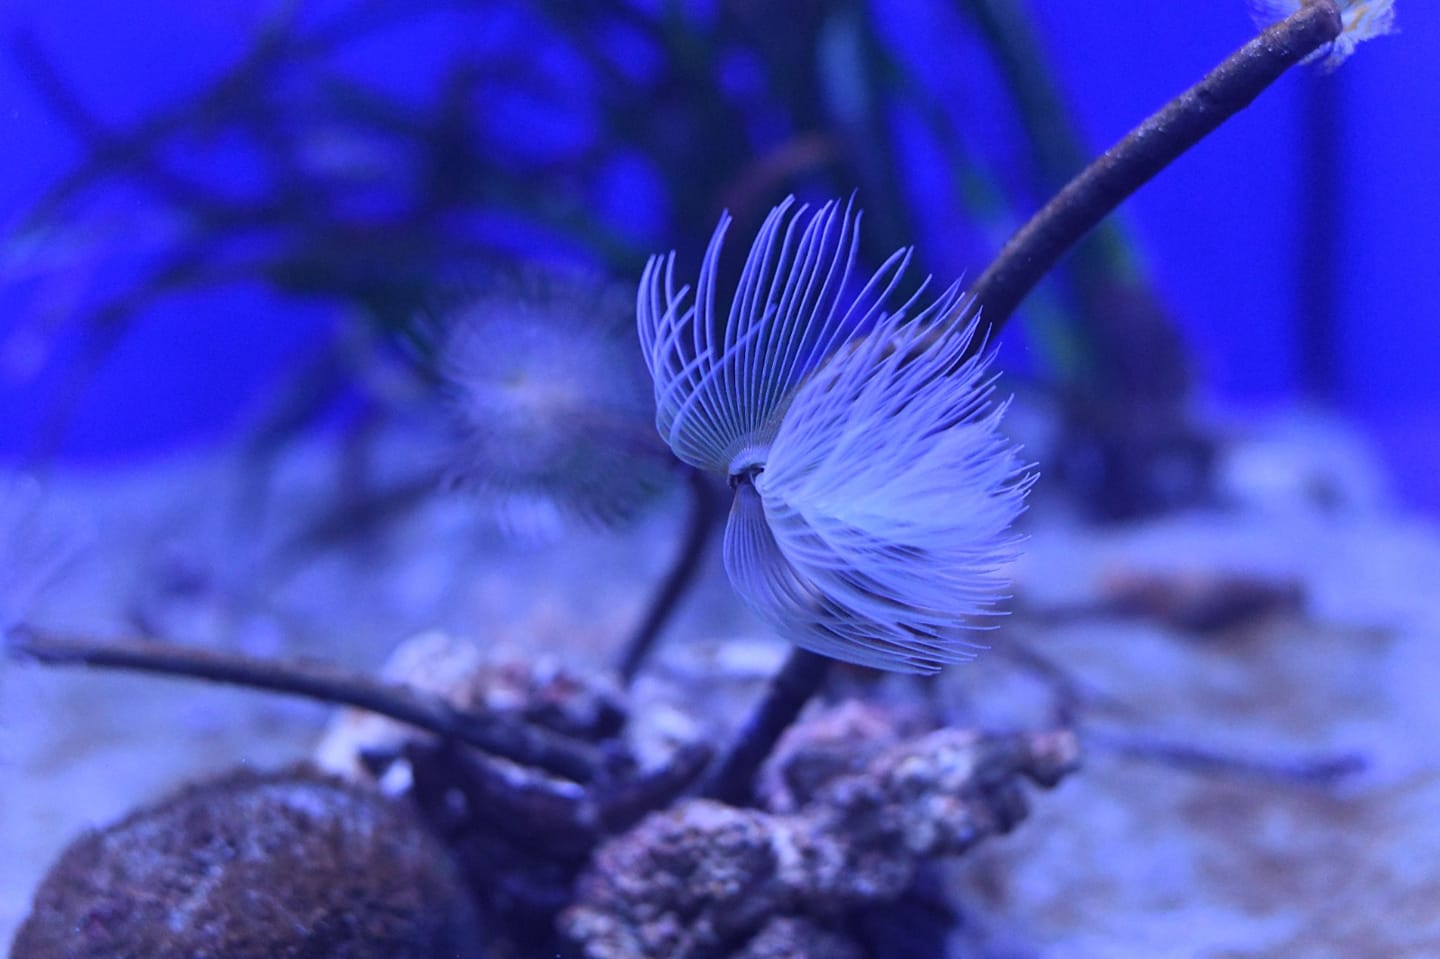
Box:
[961,0,1344,335]
[996,633,1364,790]
[618,466,720,685]
[5,625,603,783]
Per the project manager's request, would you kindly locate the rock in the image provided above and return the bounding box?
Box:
[10,765,484,959]
[561,717,1079,959]
[733,917,864,959]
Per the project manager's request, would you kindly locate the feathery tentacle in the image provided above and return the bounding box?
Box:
[639,197,1033,672]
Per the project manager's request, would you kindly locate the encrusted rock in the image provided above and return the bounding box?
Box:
[10,765,484,959]
[316,631,626,780]
[561,800,799,959]
[562,711,1080,959]
[755,700,921,814]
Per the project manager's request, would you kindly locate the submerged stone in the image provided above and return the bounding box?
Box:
[10,765,484,959]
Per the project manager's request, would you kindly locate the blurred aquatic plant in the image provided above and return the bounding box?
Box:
[3,2,642,465]
[640,197,1032,675]
[1,0,1191,523]
[4,0,1395,531]
[4,0,1327,533]
[1278,0,1397,400]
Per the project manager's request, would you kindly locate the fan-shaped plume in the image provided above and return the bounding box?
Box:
[639,198,1033,673]
[639,196,910,475]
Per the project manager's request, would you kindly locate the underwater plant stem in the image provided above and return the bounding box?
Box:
[1085,725,1365,788]
[5,625,603,783]
[1298,72,1342,399]
[964,0,1344,334]
[618,466,719,684]
[958,0,1092,197]
[702,647,833,805]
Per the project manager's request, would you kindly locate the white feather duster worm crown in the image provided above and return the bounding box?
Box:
[638,197,1033,674]
[1248,0,1396,70]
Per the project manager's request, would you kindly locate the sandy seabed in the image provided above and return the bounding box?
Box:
[5,407,1439,958]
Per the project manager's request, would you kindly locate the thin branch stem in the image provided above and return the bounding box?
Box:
[963,0,1344,334]
[618,466,720,684]
[1084,725,1366,789]
[5,625,604,783]
[702,647,833,805]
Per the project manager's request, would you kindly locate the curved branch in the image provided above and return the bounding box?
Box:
[964,0,1344,334]
[617,466,721,684]
[5,625,604,783]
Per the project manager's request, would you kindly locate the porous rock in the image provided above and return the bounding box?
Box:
[562,713,1079,959]
[10,765,484,959]
[732,917,864,959]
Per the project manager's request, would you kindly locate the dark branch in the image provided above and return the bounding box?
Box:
[5,625,604,783]
[702,646,832,805]
[618,466,720,684]
[964,0,1344,334]
[1085,725,1366,789]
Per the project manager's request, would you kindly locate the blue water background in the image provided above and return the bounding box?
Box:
[0,0,1435,509]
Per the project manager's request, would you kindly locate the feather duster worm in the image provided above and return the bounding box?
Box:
[1249,0,1396,69]
[437,269,673,540]
[638,198,1032,673]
